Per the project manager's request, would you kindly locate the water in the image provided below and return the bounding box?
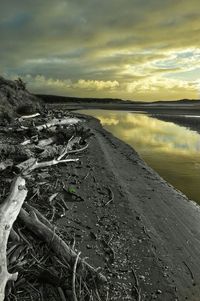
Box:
[79,110,200,204]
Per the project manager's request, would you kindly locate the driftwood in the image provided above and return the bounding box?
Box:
[20,136,38,146]
[39,145,64,159]
[17,157,79,174]
[72,252,81,301]
[39,138,88,160]
[0,176,27,301]
[17,135,86,174]
[18,113,40,122]
[21,136,55,148]
[19,207,107,283]
[20,139,31,146]
[38,137,56,147]
[0,114,100,299]
[36,117,81,131]
[0,159,13,171]
[57,136,81,160]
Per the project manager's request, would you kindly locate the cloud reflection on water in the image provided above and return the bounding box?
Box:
[80,110,200,203]
[96,111,200,156]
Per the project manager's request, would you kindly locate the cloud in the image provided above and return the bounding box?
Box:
[1,0,200,100]
[74,79,119,91]
[18,75,120,97]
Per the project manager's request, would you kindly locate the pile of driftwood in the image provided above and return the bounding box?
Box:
[0,111,106,301]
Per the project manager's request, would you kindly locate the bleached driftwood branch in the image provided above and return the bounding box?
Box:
[38,141,88,160]
[17,135,85,174]
[36,117,81,131]
[17,157,79,174]
[57,136,81,160]
[18,113,40,122]
[0,176,27,301]
[19,207,107,283]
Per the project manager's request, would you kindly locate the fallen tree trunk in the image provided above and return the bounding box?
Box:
[19,207,107,284]
[0,176,27,301]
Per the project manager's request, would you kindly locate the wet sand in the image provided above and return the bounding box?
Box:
[66,113,200,300]
[152,114,200,134]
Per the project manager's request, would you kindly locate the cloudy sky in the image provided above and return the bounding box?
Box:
[1,0,200,101]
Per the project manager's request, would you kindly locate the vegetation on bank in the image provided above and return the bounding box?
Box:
[0,76,42,123]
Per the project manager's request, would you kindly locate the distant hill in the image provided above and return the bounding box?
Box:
[35,94,136,104]
[36,93,200,105]
[153,99,200,105]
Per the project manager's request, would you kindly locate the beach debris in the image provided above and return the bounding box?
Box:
[0,159,13,171]
[19,207,107,283]
[0,176,27,300]
[0,111,105,300]
[183,261,195,285]
[131,267,141,301]
[18,112,40,122]
[72,252,81,301]
[36,117,81,131]
[104,187,114,207]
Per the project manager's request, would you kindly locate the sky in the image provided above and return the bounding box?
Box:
[1,0,200,101]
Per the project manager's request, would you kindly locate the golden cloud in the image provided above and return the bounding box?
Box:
[73,79,119,90]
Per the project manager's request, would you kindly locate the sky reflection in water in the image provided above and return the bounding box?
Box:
[80,110,200,204]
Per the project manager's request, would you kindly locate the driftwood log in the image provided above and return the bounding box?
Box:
[18,113,40,122]
[19,207,107,283]
[36,117,81,131]
[0,176,27,301]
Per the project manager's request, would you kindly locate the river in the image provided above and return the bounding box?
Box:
[79,110,200,205]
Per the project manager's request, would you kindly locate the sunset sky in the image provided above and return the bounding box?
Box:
[1,0,200,101]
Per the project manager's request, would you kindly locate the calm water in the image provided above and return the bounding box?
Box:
[80,110,200,204]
